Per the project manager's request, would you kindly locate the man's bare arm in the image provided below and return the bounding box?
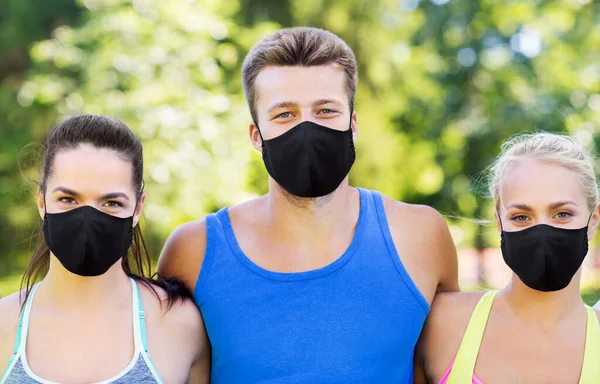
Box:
[158,219,207,294]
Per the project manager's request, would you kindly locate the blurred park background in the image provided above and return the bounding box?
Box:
[1,0,600,302]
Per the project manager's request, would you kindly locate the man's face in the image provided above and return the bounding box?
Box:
[250,64,357,146]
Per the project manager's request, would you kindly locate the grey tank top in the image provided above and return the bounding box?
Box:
[1,278,163,384]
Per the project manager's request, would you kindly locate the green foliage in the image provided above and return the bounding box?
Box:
[1,0,600,281]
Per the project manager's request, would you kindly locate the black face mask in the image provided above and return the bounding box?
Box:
[499,215,591,292]
[43,205,134,277]
[257,120,356,198]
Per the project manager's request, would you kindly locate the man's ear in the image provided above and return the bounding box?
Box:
[249,122,262,152]
[351,111,358,141]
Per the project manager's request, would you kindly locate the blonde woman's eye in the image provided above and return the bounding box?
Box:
[556,212,572,219]
[511,215,529,222]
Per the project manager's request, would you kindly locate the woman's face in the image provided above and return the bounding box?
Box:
[497,159,599,236]
[38,144,144,224]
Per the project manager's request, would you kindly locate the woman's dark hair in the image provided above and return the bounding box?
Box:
[20,114,191,308]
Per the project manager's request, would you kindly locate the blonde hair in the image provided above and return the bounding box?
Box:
[489,132,599,211]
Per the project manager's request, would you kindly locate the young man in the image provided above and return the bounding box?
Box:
[158,27,458,383]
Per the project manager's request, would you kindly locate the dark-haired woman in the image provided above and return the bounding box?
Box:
[0,115,210,383]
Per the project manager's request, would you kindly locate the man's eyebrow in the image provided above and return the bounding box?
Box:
[312,99,344,108]
[267,101,299,114]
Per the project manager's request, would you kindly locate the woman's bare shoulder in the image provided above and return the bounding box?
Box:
[0,292,25,364]
[0,291,24,330]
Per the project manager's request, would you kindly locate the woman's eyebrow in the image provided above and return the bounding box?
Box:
[52,186,79,197]
[101,192,130,201]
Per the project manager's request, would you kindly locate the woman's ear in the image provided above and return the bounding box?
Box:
[37,188,45,220]
[587,203,600,240]
[133,192,146,228]
[494,210,500,234]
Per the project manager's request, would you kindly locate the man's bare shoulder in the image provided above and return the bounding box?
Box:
[381,194,447,232]
[226,195,268,224]
[158,219,208,292]
[380,194,459,295]
[158,197,266,291]
[428,291,484,331]
[139,283,205,338]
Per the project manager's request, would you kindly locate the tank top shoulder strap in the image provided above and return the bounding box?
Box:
[194,210,225,298]
[447,290,498,384]
[130,278,164,384]
[364,188,430,313]
[579,306,600,383]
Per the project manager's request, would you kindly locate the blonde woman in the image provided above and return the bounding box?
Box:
[416,132,600,383]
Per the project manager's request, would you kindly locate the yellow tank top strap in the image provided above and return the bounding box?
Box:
[447,291,498,384]
[579,306,600,383]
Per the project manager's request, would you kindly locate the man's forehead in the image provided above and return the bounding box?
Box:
[254,64,347,107]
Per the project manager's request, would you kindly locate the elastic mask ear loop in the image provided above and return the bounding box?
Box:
[497,211,505,232]
[43,193,48,220]
[586,210,593,227]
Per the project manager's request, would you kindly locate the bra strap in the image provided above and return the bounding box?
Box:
[130,278,149,353]
[447,291,497,384]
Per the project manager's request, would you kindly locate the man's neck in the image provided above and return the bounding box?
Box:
[265,180,359,244]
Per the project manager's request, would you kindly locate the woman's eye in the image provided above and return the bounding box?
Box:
[511,215,529,222]
[555,212,572,219]
[59,197,75,204]
[104,201,123,208]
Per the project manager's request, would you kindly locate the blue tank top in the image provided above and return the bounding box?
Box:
[195,188,429,383]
